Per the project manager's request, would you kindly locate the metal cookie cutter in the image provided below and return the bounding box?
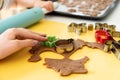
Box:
[88,24,94,31]
[55,38,74,54]
[112,31,120,38]
[103,40,120,60]
[103,40,113,52]
[111,41,120,60]
[68,22,77,32]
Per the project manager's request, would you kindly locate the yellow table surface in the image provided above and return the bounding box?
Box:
[0,20,120,80]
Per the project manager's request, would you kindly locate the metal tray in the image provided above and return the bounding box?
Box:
[52,0,118,19]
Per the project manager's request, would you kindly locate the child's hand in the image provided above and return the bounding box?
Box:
[0,28,47,59]
[15,0,54,12]
[34,1,54,12]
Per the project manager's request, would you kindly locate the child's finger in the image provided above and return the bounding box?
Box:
[16,28,47,41]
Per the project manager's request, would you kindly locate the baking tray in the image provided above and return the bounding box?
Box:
[51,0,118,19]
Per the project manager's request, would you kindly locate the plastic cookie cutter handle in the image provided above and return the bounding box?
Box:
[95,30,114,44]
